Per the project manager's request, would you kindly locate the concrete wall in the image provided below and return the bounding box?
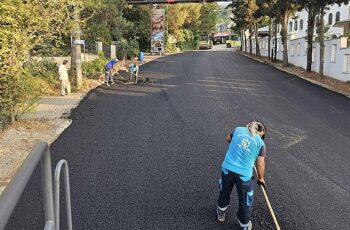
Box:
[33,54,99,68]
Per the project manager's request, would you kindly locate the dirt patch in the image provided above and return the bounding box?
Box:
[0,119,66,190]
[240,52,350,97]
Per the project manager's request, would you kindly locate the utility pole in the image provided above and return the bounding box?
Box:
[72,5,83,89]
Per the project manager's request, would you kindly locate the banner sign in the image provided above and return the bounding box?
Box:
[151,9,165,53]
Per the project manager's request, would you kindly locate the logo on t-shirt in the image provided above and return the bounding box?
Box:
[238,138,251,153]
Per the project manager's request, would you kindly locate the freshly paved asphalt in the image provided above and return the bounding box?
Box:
[7,48,350,230]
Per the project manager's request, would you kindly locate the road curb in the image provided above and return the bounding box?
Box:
[238,52,350,99]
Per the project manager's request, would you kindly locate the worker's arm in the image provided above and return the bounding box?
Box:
[256,156,266,188]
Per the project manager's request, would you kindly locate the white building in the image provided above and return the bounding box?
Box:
[288,3,350,40]
[245,3,350,82]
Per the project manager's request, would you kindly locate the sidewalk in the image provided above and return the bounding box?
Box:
[0,54,165,195]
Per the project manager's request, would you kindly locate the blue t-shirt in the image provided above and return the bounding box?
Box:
[222,127,265,181]
[129,63,136,73]
[105,60,117,70]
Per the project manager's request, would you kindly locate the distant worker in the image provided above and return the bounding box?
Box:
[129,58,139,84]
[217,121,267,230]
[138,51,144,64]
[105,58,118,86]
[58,60,71,96]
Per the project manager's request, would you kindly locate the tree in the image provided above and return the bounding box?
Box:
[229,0,256,54]
[297,0,349,74]
[0,0,101,128]
[0,0,81,127]
[199,3,219,34]
[275,0,300,67]
[84,0,128,42]
[166,4,193,45]
[123,5,152,51]
[228,0,249,52]
[165,3,217,51]
[256,0,277,59]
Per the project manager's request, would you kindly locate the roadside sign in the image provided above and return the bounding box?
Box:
[74,40,85,45]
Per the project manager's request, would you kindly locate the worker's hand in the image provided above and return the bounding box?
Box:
[257,179,266,190]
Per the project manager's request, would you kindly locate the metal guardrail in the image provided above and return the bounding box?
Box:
[54,160,73,230]
[0,141,73,230]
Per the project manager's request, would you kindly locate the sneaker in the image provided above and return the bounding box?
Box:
[217,207,226,222]
[238,219,252,230]
[106,83,110,87]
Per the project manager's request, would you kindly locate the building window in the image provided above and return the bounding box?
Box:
[300,19,304,30]
[294,20,298,30]
[312,48,315,63]
[297,43,301,56]
[331,44,337,63]
[289,21,293,32]
[328,13,333,25]
[336,12,341,22]
[291,44,294,56]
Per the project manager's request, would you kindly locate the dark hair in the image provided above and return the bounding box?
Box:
[63,60,68,65]
[257,121,266,140]
[247,121,267,140]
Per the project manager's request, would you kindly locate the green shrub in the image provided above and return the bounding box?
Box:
[24,58,60,95]
[25,58,57,81]
[165,42,177,52]
[0,65,42,129]
[82,52,108,79]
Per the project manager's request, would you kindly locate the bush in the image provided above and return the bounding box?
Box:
[25,59,57,81]
[0,65,42,129]
[24,58,60,95]
[82,52,108,79]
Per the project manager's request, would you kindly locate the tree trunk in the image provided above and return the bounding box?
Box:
[274,21,278,62]
[268,18,271,59]
[244,31,247,52]
[280,11,289,67]
[319,8,325,77]
[255,23,260,56]
[241,30,244,51]
[249,27,252,55]
[307,6,316,72]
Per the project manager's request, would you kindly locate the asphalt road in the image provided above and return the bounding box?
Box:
[7,48,350,230]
